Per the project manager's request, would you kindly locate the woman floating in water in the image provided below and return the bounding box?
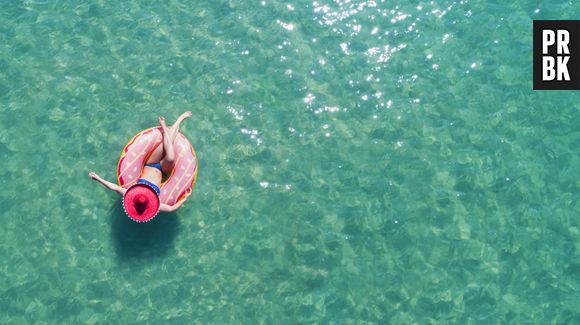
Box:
[89,111,195,221]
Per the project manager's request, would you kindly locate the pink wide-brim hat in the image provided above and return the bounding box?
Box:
[123,184,160,222]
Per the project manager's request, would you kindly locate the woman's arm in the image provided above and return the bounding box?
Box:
[89,172,127,196]
[159,191,191,212]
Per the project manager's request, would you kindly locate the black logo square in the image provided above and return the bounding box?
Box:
[533,20,580,90]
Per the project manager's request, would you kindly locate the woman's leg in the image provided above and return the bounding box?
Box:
[167,111,192,142]
[145,135,165,164]
[159,117,174,164]
[145,112,192,165]
[160,111,191,174]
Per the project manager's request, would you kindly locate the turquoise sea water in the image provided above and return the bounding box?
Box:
[1,0,578,323]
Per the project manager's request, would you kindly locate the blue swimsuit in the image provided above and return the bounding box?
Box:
[140,162,165,195]
[145,162,168,176]
[145,162,163,172]
[136,178,161,195]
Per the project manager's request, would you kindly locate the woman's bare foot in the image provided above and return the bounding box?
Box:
[177,111,192,122]
[182,111,192,119]
[159,117,170,135]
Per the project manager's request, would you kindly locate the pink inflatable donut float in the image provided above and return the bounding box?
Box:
[117,127,198,207]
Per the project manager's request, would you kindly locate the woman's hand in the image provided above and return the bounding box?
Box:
[89,172,126,196]
[160,190,192,212]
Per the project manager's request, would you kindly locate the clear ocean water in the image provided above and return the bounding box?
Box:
[1,0,578,323]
